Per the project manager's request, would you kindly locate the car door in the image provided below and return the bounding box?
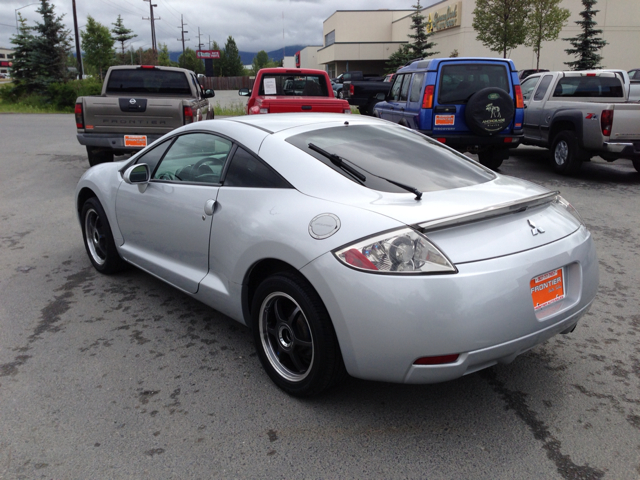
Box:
[116,132,233,293]
[402,72,425,129]
[521,75,541,139]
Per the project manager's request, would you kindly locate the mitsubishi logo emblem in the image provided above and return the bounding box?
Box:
[129,98,137,104]
[528,219,545,236]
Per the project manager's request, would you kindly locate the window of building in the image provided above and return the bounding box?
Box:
[325,30,335,47]
[0,54,5,59]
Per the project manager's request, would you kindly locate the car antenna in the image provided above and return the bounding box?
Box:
[344,121,349,126]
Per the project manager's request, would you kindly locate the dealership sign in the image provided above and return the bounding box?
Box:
[196,50,221,59]
[0,61,12,67]
[426,1,461,33]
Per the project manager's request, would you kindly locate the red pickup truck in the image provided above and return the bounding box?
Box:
[239,68,351,115]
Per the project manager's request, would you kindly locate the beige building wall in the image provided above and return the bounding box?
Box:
[299,46,323,70]
[319,0,640,74]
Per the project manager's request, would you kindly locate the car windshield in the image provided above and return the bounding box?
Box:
[286,125,494,193]
[438,64,510,104]
[257,74,329,96]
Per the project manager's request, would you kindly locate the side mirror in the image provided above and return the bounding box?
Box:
[203,89,215,98]
[123,163,150,184]
[239,88,250,96]
[375,92,386,101]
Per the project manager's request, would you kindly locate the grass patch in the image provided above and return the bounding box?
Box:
[213,101,246,116]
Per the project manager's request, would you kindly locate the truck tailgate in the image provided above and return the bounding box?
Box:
[83,97,184,134]
[263,98,349,113]
[611,103,640,141]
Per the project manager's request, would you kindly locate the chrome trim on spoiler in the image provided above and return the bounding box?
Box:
[417,191,560,232]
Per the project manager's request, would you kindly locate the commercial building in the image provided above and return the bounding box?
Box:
[0,47,14,75]
[312,0,640,76]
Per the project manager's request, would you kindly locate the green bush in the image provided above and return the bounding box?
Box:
[47,78,103,109]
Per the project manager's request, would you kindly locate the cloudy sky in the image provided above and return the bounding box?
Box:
[0,0,438,54]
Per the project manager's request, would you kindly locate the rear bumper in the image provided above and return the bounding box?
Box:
[76,133,164,152]
[602,141,640,159]
[419,131,524,150]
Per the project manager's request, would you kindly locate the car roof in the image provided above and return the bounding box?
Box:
[226,112,375,134]
[398,57,517,74]
[257,68,328,75]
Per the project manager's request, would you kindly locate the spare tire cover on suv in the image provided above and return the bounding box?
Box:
[464,87,514,136]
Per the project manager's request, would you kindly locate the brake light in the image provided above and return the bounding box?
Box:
[601,109,613,136]
[436,138,446,143]
[504,137,513,143]
[514,85,524,109]
[139,65,156,69]
[422,85,434,109]
[349,84,354,96]
[586,73,596,77]
[414,354,459,365]
[184,106,194,124]
[75,102,84,129]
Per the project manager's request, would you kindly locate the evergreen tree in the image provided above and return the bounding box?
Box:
[222,36,244,77]
[385,44,413,73]
[564,0,607,70]
[157,43,176,67]
[111,15,137,57]
[472,0,531,58]
[251,50,270,75]
[178,48,204,73]
[81,16,115,80]
[525,0,571,70]
[9,13,36,92]
[30,0,72,90]
[211,41,224,77]
[407,0,438,59]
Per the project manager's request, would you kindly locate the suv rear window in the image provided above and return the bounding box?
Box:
[438,64,510,104]
[286,125,493,193]
[106,69,191,95]
[257,74,329,96]
[552,76,624,98]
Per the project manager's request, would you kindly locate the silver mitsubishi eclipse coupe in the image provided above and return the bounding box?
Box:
[75,113,599,396]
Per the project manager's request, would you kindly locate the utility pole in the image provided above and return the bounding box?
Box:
[71,0,83,78]
[197,27,203,51]
[143,0,160,62]
[177,15,189,62]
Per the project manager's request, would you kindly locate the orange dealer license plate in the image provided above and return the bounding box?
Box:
[124,135,147,148]
[530,268,565,311]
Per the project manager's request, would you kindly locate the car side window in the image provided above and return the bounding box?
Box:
[399,74,411,101]
[533,75,553,101]
[409,73,425,103]
[223,147,290,188]
[520,76,540,101]
[389,74,404,101]
[134,138,173,173]
[152,133,232,184]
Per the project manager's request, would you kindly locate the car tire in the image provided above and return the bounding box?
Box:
[550,131,584,175]
[632,158,640,173]
[251,272,346,397]
[81,198,127,274]
[465,87,515,136]
[477,149,504,170]
[86,147,114,167]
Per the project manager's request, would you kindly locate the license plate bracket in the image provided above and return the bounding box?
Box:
[530,268,565,311]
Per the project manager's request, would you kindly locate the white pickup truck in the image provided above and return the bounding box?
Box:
[520,70,640,174]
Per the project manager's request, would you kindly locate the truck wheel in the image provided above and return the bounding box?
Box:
[337,90,344,99]
[86,147,114,167]
[550,131,584,175]
[477,149,504,171]
[632,158,640,173]
[465,88,515,137]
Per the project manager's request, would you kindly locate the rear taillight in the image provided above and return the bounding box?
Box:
[184,106,194,124]
[349,84,354,96]
[514,85,524,109]
[343,108,352,114]
[75,102,84,129]
[139,65,156,69]
[601,109,613,136]
[422,85,434,109]
[414,354,459,365]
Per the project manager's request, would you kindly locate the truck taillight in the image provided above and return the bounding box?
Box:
[349,84,354,96]
[601,109,613,136]
[422,85,434,109]
[184,106,194,124]
[514,85,524,109]
[75,102,84,129]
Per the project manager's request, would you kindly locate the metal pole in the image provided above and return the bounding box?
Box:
[72,0,84,78]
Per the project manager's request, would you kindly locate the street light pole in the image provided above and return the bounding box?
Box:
[14,3,39,34]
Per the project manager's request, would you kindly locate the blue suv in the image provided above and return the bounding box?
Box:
[374,57,525,170]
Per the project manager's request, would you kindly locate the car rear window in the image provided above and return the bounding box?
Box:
[552,76,624,98]
[286,125,493,193]
[106,69,191,95]
[257,74,329,96]
[438,64,510,104]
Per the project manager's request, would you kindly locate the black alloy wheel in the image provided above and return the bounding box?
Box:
[81,198,127,274]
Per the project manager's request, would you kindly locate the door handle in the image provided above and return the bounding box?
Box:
[204,199,216,216]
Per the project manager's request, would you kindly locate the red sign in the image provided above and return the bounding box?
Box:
[0,61,12,67]
[196,50,220,60]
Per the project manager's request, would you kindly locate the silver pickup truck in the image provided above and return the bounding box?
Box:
[75,65,214,166]
[520,70,640,174]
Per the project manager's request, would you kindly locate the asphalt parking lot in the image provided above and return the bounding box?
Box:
[0,113,639,479]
